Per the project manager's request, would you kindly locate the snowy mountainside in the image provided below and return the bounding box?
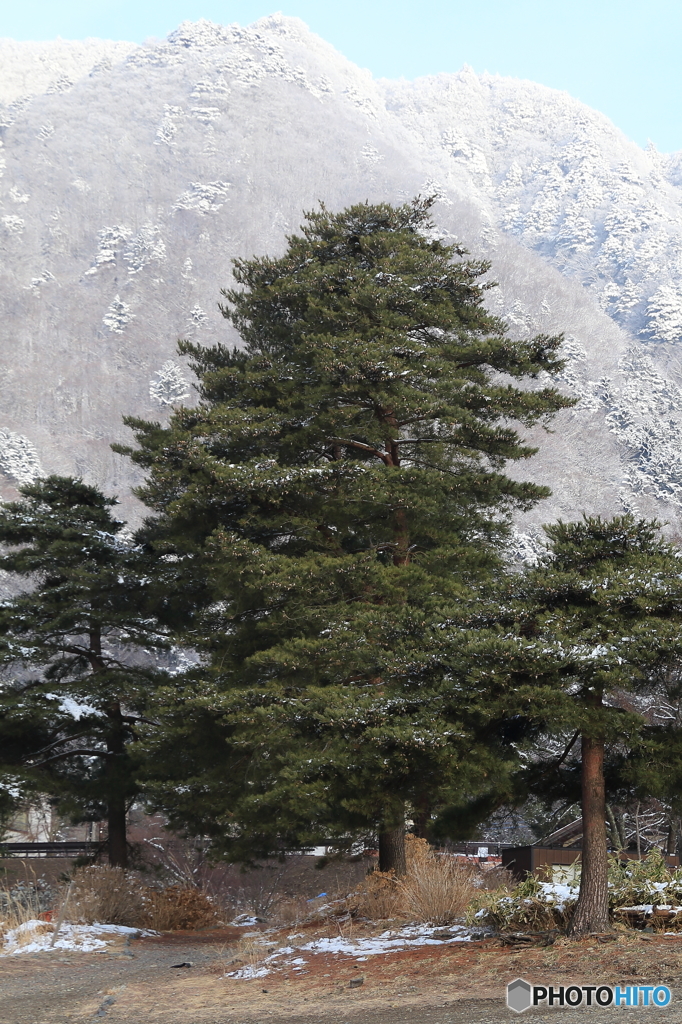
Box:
[0,15,680,536]
[0,37,138,107]
[382,71,682,350]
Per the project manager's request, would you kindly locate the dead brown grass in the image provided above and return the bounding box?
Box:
[347,868,404,920]
[143,886,218,930]
[63,866,218,930]
[398,856,479,925]
[347,835,480,925]
[0,901,48,934]
[65,866,148,927]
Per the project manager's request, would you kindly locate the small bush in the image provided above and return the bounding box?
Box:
[609,849,682,930]
[348,836,481,925]
[64,866,218,930]
[66,866,148,927]
[143,886,218,930]
[398,856,478,926]
[348,869,404,920]
[609,848,682,908]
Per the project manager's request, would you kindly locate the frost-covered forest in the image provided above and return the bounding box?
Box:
[1,15,682,537]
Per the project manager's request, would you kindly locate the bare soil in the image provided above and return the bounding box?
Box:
[3,927,682,1023]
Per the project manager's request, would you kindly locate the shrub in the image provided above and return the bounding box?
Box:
[348,836,480,925]
[398,856,478,926]
[143,886,218,930]
[66,866,148,927]
[347,869,404,920]
[608,848,682,908]
[609,849,682,930]
[64,866,218,930]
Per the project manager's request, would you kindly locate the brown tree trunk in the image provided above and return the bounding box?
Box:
[568,733,610,935]
[107,791,128,869]
[106,705,128,869]
[379,827,406,875]
[87,626,129,868]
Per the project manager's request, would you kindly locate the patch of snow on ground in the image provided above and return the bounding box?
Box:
[226,923,477,979]
[2,920,143,956]
[298,924,473,958]
[229,964,270,979]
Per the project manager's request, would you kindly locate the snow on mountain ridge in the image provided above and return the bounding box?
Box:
[0,16,680,532]
[381,69,682,347]
[0,38,138,106]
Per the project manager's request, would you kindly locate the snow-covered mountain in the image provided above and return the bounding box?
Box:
[1,15,681,540]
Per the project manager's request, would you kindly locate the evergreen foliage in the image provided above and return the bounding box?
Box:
[470,515,682,933]
[119,198,573,867]
[0,476,168,865]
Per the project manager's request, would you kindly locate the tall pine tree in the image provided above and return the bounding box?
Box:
[0,477,168,866]
[120,198,573,870]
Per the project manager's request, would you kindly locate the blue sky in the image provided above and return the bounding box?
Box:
[3,1,681,152]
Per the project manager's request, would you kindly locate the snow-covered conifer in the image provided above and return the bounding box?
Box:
[643,285,682,343]
[0,430,43,484]
[149,361,190,406]
[103,295,135,333]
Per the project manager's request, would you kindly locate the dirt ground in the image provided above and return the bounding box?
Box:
[3,927,682,1024]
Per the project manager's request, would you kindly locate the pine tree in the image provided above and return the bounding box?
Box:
[120,198,573,870]
[0,476,168,866]
[471,515,682,934]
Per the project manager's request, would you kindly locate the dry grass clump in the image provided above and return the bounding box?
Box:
[398,854,478,926]
[66,866,148,927]
[478,865,515,891]
[2,920,54,951]
[348,869,405,921]
[0,899,50,937]
[64,866,218,930]
[142,885,218,930]
[0,874,57,935]
[348,835,480,925]
[272,896,308,928]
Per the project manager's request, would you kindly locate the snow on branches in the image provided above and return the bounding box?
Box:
[0,430,43,484]
[103,295,135,334]
[149,362,190,406]
[172,181,230,215]
[643,285,682,343]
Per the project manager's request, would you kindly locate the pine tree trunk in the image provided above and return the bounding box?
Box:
[379,827,406,875]
[568,733,610,935]
[106,705,128,869]
[107,792,128,868]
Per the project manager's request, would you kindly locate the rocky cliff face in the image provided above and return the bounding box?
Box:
[1,16,680,544]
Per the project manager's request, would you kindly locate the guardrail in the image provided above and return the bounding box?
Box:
[442,842,514,856]
[0,842,101,858]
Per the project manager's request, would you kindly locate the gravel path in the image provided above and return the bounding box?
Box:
[2,931,682,1024]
